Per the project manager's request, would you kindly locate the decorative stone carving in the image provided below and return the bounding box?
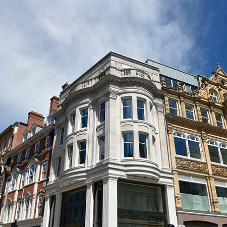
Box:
[211,165,227,177]
[105,88,118,100]
[176,157,209,173]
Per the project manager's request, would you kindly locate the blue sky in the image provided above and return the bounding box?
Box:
[0,0,227,133]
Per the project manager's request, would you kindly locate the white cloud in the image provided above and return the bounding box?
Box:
[0,0,198,132]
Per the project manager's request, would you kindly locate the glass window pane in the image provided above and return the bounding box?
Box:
[164,77,172,86]
[100,102,105,122]
[94,182,103,226]
[61,187,86,227]
[172,79,178,87]
[188,140,201,159]
[208,145,220,163]
[124,143,133,157]
[117,181,166,225]
[185,84,191,92]
[124,133,132,142]
[137,100,145,121]
[179,181,209,211]
[139,134,147,158]
[174,137,187,156]
[221,148,227,164]
[123,99,131,119]
[169,99,177,109]
[216,187,227,213]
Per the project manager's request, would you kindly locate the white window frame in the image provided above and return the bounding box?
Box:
[122,98,132,119]
[99,135,105,161]
[210,90,218,102]
[173,131,203,160]
[41,162,47,180]
[25,148,30,160]
[215,112,224,129]
[59,127,64,146]
[71,113,76,132]
[200,108,210,124]
[28,164,36,184]
[36,193,44,218]
[137,99,145,121]
[68,145,73,168]
[16,200,22,221]
[81,108,88,128]
[17,153,22,165]
[185,103,195,120]
[21,173,26,188]
[208,140,227,165]
[35,142,40,155]
[56,157,61,177]
[45,136,50,149]
[168,98,179,116]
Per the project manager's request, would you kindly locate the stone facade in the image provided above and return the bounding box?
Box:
[43,52,178,227]
[163,64,227,227]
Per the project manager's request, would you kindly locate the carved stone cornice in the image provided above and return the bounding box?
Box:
[176,157,209,173]
[211,165,227,177]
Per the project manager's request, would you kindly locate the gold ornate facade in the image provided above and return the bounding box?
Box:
[163,65,227,226]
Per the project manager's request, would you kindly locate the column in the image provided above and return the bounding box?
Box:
[53,192,62,227]
[195,101,201,122]
[179,96,186,118]
[210,106,217,126]
[102,177,117,227]
[85,182,93,227]
[206,176,220,212]
[166,124,176,170]
[173,172,182,208]
[165,185,178,227]
[201,132,212,174]
[42,195,50,227]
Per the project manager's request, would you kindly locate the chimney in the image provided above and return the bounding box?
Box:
[27,111,45,130]
[49,96,60,114]
[62,82,69,90]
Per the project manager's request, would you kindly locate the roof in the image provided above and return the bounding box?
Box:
[146,59,202,87]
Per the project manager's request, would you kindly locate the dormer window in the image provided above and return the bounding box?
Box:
[31,128,36,136]
[23,134,28,142]
[210,91,218,102]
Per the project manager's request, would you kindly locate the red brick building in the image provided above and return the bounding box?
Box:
[0,97,59,227]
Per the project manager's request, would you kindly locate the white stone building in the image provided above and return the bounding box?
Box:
[43,52,177,227]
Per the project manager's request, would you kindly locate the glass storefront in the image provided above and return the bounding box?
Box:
[61,187,86,227]
[117,181,166,227]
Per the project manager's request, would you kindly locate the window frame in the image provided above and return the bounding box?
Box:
[45,136,50,149]
[25,148,30,160]
[36,193,44,218]
[200,108,210,124]
[208,140,227,165]
[56,157,61,178]
[68,145,73,168]
[168,98,178,116]
[122,98,132,119]
[185,103,195,120]
[78,141,86,165]
[139,133,147,158]
[215,112,224,129]
[100,102,105,123]
[59,127,64,146]
[210,90,218,102]
[137,99,145,121]
[35,142,40,155]
[173,131,203,160]
[81,108,88,128]
[99,135,105,161]
[17,153,22,165]
[123,133,133,158]
[71,113,76,132]
[41,162,47,180]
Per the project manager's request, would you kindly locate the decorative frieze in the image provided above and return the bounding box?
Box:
[211,165,227,177]
[176,157,209,173]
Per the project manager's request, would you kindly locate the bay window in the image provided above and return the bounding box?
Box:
[99,136,105,160]
[81,108,88,128]
[123,133,133,157]
[78,141,86,164]
[139,134,147,158]
[56,157,61,177]
[60,128,64,146]
[123,99,131,119]
[68,145,73,168]
[71,113,76,132]
[208,140,227,164]
[137,100,145,120]
[100,102,105,123]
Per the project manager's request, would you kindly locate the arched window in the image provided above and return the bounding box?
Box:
[16,200,22,221]
[24,196,32,220]
[36,193,44,217]
[210,90,218,102]
[11,173,17,191]
[6,200,13,223]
